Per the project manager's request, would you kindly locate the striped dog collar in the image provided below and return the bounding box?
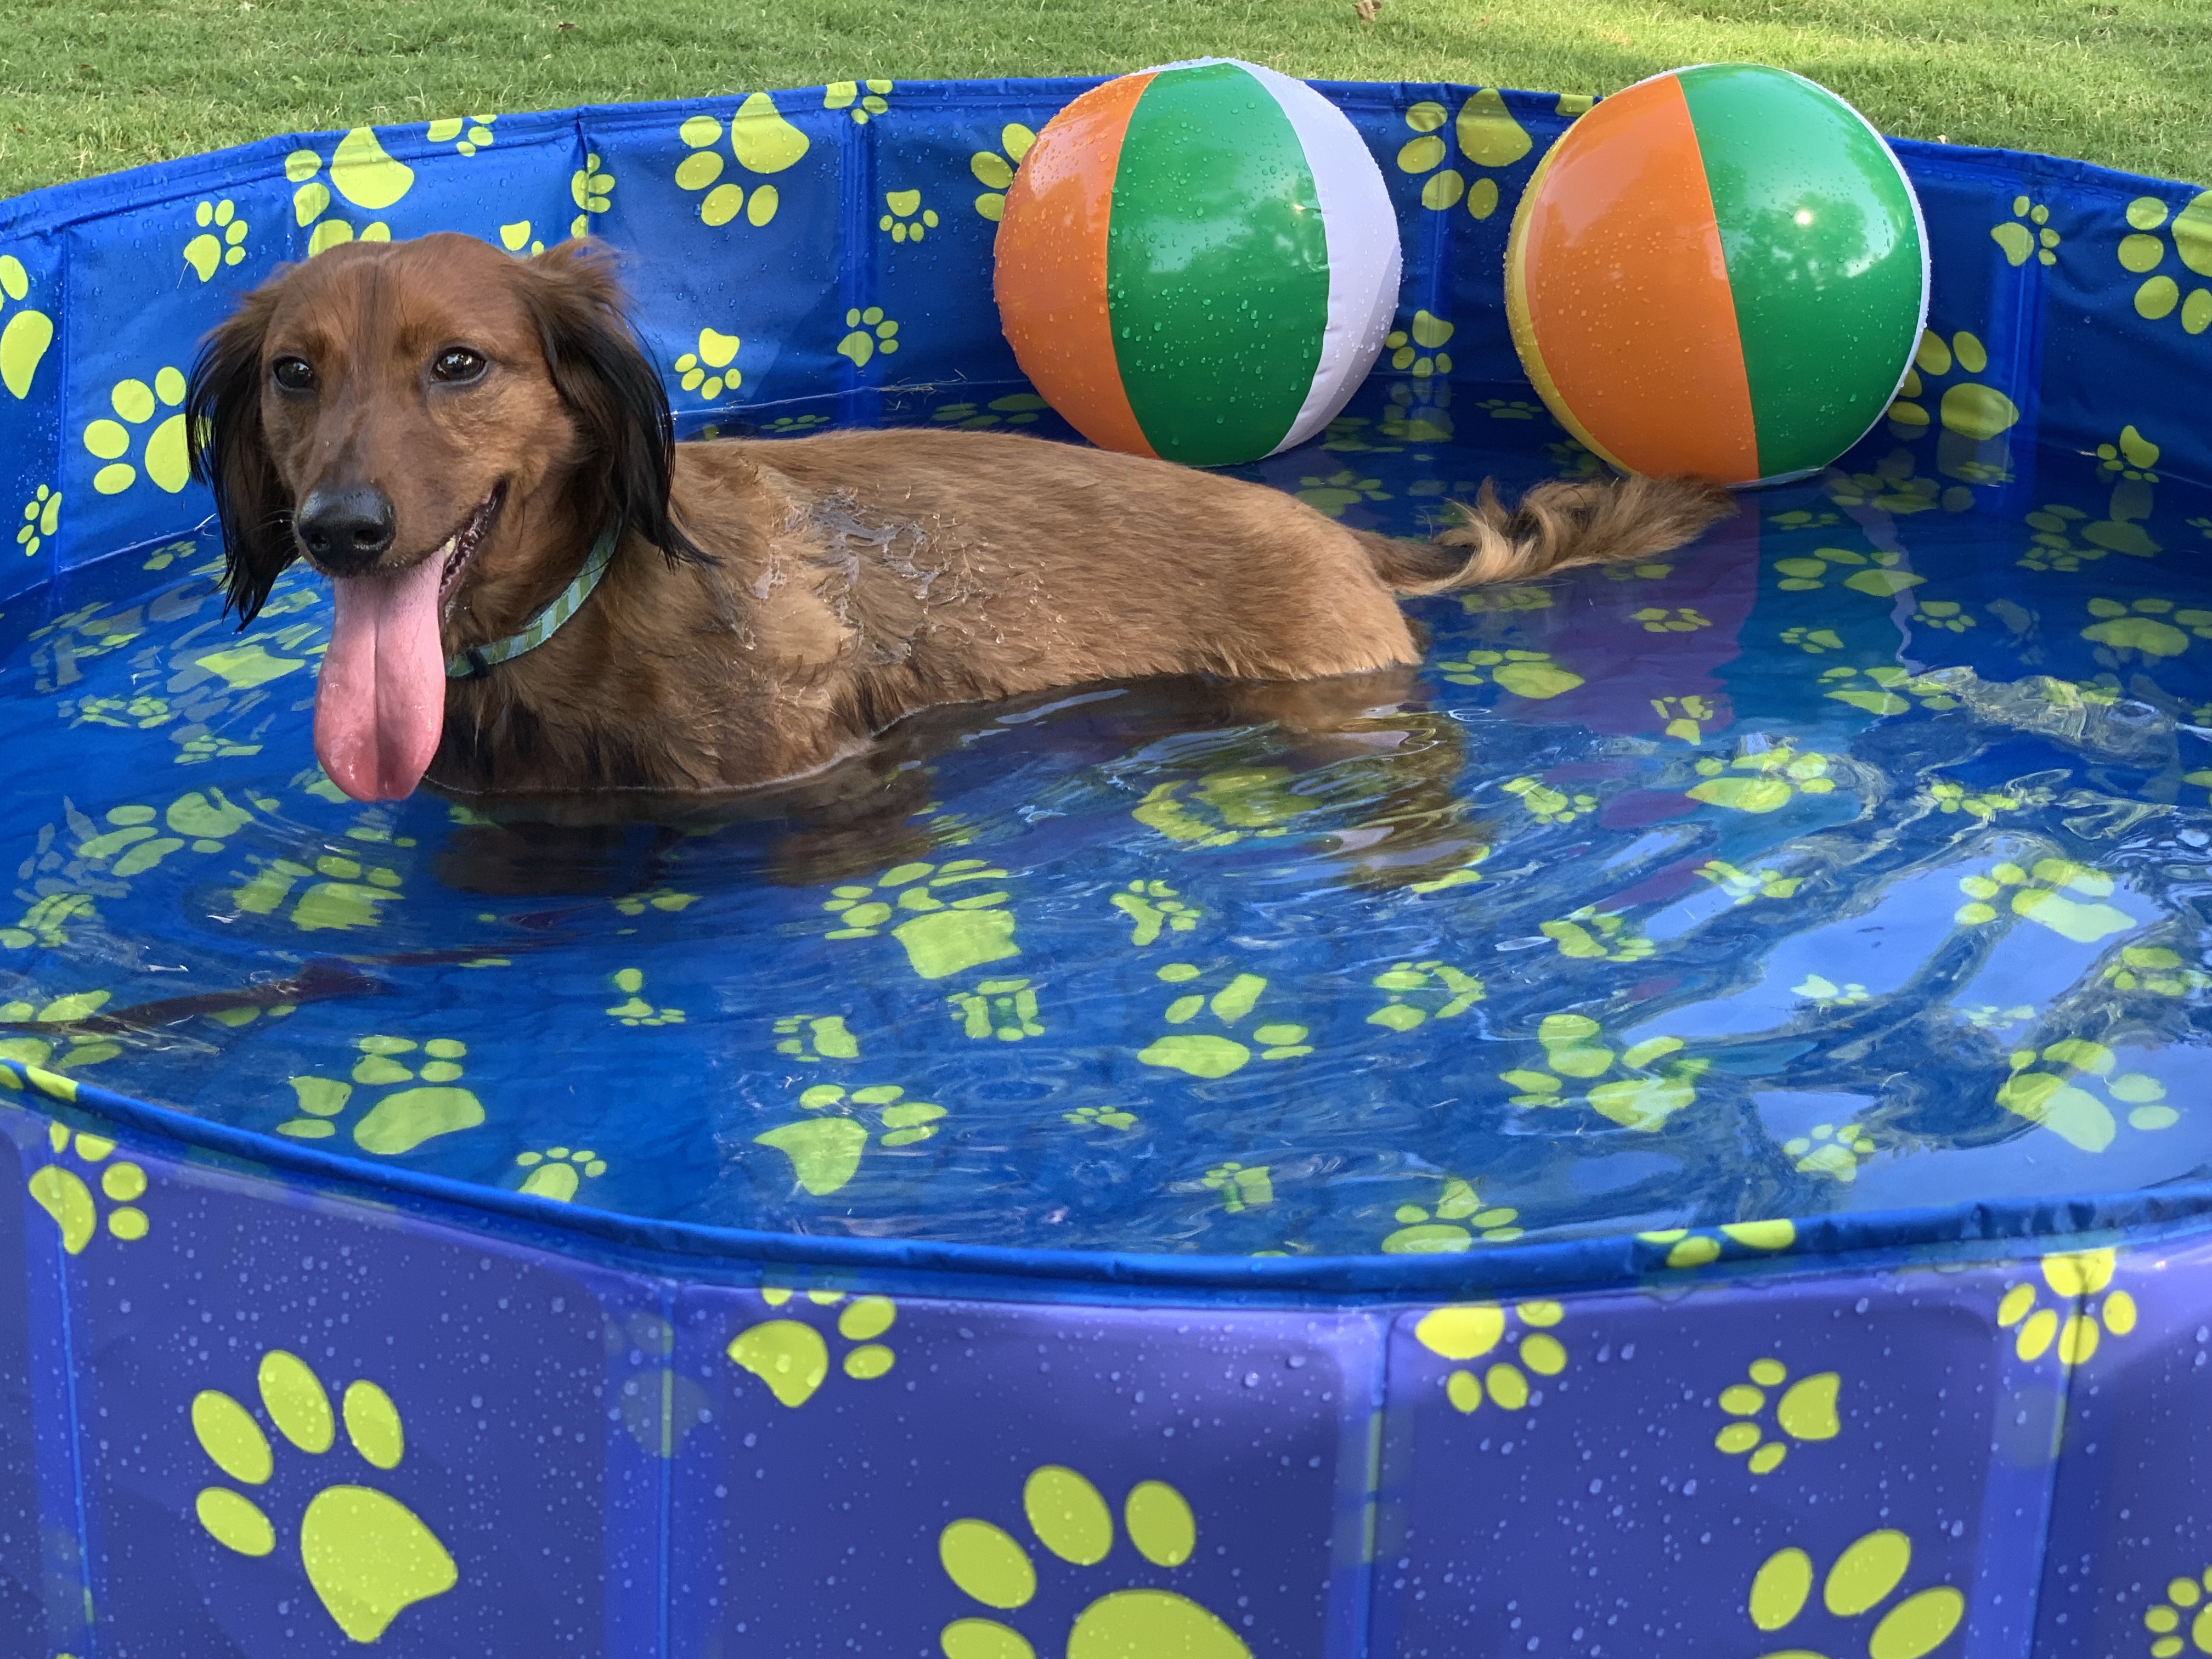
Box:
[445,526,617,680]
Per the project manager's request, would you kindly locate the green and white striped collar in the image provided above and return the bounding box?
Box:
[445,526,616,680]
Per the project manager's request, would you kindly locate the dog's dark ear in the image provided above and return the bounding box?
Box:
[526,239,708,567]
[187,282,294,625]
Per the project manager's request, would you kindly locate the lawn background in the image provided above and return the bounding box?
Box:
[2,0,2207,200]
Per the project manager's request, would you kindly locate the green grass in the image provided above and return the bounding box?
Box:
[3,0,2207,201]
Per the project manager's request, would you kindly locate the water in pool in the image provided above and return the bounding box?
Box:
[5,374,2209,1256]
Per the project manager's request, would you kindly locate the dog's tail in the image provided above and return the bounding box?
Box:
[1358,475,1735,596]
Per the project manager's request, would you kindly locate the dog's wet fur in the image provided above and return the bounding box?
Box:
[188,233,1733,814]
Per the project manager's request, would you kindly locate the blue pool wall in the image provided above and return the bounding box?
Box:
[0,74,2210,1659]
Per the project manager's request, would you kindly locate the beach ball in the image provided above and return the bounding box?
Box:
[1506,64,1928,487]
[994,58,1402,467]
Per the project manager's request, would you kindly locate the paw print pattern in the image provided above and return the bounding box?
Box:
[1064,1104,1139,1132]
[1998,1248,2136,1365]
[0,252,56,399]
[1133,768,1304,847]
[1295,469,1392,517]
[1367,961,1483,1031]
[426,112,495,155]
[16,484,59,557]
[1697,860,1803,905]
[1714,1358,1841,1472]
[75,787,262,879]
[949,977,1043,1041]
[2141,1566,2212,1658]
[0,988,121,1072]
[276,1036,483,1154]
[1434,648,1583,698]
[191,1350,456,1642]
[1793,975,1870,1007]
[183,198,249,280]
[512,1146,604,1201]
[1541,909,1652,963]
[613,886,698,917]
[1393,90,1531,218]
[2104,944,2212,997]
[1889,328,2021,445]
[1201,1161,1273,1212]
[672,328,741,402]
[28,1123,148,1252]
[2019,497,2159,572]
[68,694,170,729]
[83,367,191,495]
[1502,775,1597,825]
[1770,508,1843,531]
[969,124,1038,220]
[823,859,1018,979]
[1688,747,1839,814]
[1782,1116,1880,1182]
[568,153,614,237]
[1111,879,1201,946]
[2120,192,2212,332]
[1998,1040,2172,1152]
[2083,595,2212,659]
[0,895,97,952]
[1991,194,2058,267]
[1630,606,1712,633]
[726,1289,896,1406]
[1478,397,1545,420]
[1459,585,1551,615]
[1781,626,1845,652]
[825,78,892,122]
[1385,309,1453,376]
[236,847,404,932]
[285,131,411,255]
[1773,544,1926,595]
[498,220,546,256]
[837,306,900,368]
[1917,600,1974,631]
[879,188,938,241]
[1826,453,1968,516]
[931,392,1048,429]
[2098,423,2162,481]
[607,967,684,1026]
[676,96,810,229]
[1640,1219,1797,1269]
[1501,1016,1706,1131]
[1383,1177,1522,1252]
[774,1013,859,1062]
[1381,378,1454,443]
[1819,664,1963,715]
[1414,1300,1567,1413]
[1955,858,2134,944]
[1138,963,1309,1079]
[1746,1529,1962,1659]
[754,1084,944,1195]
[937,1464,1249,1659]
[1651,693,1719,741]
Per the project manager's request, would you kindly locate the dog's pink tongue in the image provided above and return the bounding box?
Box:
[315,556,447,802]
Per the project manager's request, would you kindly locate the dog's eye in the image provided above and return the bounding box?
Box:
[432,348,488,384]
[270,357,317,392]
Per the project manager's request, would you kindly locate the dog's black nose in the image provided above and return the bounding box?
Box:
[296,486,396,571]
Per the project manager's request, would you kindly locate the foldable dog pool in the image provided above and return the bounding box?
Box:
[1,73,2209,1659]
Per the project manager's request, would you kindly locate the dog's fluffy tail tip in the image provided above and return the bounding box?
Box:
[1379,473,1736,595]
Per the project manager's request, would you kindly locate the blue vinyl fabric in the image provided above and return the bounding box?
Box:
[0,75,2209,1658]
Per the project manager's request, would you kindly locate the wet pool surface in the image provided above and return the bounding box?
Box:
[4,374,2209,1256]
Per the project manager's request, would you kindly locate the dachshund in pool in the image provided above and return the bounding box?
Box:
[187,234,1732,803]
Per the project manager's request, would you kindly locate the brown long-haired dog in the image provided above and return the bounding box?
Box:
[187,234,1731,804]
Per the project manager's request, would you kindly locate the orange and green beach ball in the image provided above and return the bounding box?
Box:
[993,58,1401,467]
[1506,64,1929,487]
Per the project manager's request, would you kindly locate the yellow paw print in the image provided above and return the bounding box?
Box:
[754,1086,945,1195]
[1955,857,2133,944]
[183,198,249,281]
[1414,1300,1566,1413]
[16,483,59,557]
[938,1465,1249,1659]
[1819,663,1962,714]
[1991,194,2058,267]
[1502,774,1596,825]
[426,112,495,155]
[2019,504,2136,571]
[1630,605,1711,633]
[1541,908,1652,963]
[1383,1177,1522,1251]
[1770,508,1842,529]
[1295,469,1391,516]
[969,123,1037,220]
[277,1035,482,1154]
[1650,692,1718,740]
[1998,1040,2171,1152]
[2121,192,2212,332]
[0,895,97,952]
[1461,585,1553,614]
[235,843,404,932]
[285,131,410,255]
[1826,452,1970,514]
[1714,1358,1840,1472]
[512,1146,604,1201]
[1393,89,1531,218]
[1780,1113,1878,1180]
[2084,594,2212,658]
[1138,963,1310,1079]
[823,858,1017,979]
[1697,860,1803,904]
[0,252,56,399]
[774,1013,859,1062]
[1925,781,2027,819]
[1367,960,1483,1031]
[1774,544,1926,595]
[726,1289,897,1405]
[1064,1104,1139,1131]
[28,1122,149,1252]
[1998,1248,2136,1364]
[2104,944,2212,997]
[68,693,172,729]
[2142,1566,2212,1658]
[837,306,900,367]
[1479,397,1544,420]
[568,153,614,237]
[671,328,741,402]
[1501,1015,1705,1130]
[2097,422,2162,480]
[1917,600,1974,631]
[1201,1160,1273,1212]
[1385,309,1453,375]
[676,95,809,228]
[1640,1219,1797,1269]
[613,885,699,918]
[825,78,891,122]
[1133,767,1304,847]
[0,988,122,1074]
[83,368,190,496]
[607,967,683,1026]
[932,392,1048,428]
[1381,377,1453,443]
[879,188,939,241]
[1888,328,2021,445]
[74,787,267,878]
[1111,879,1201,946]
[949,977,1043,1041]
[1435,648,1583,698]
[1746,1529,1962,1659]
[1780,625,1846,652]
[191,1351,456,1641]
[498,221,546,256]
[1689,746,1838,814]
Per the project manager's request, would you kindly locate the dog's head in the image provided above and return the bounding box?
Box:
[187,232,702,800]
